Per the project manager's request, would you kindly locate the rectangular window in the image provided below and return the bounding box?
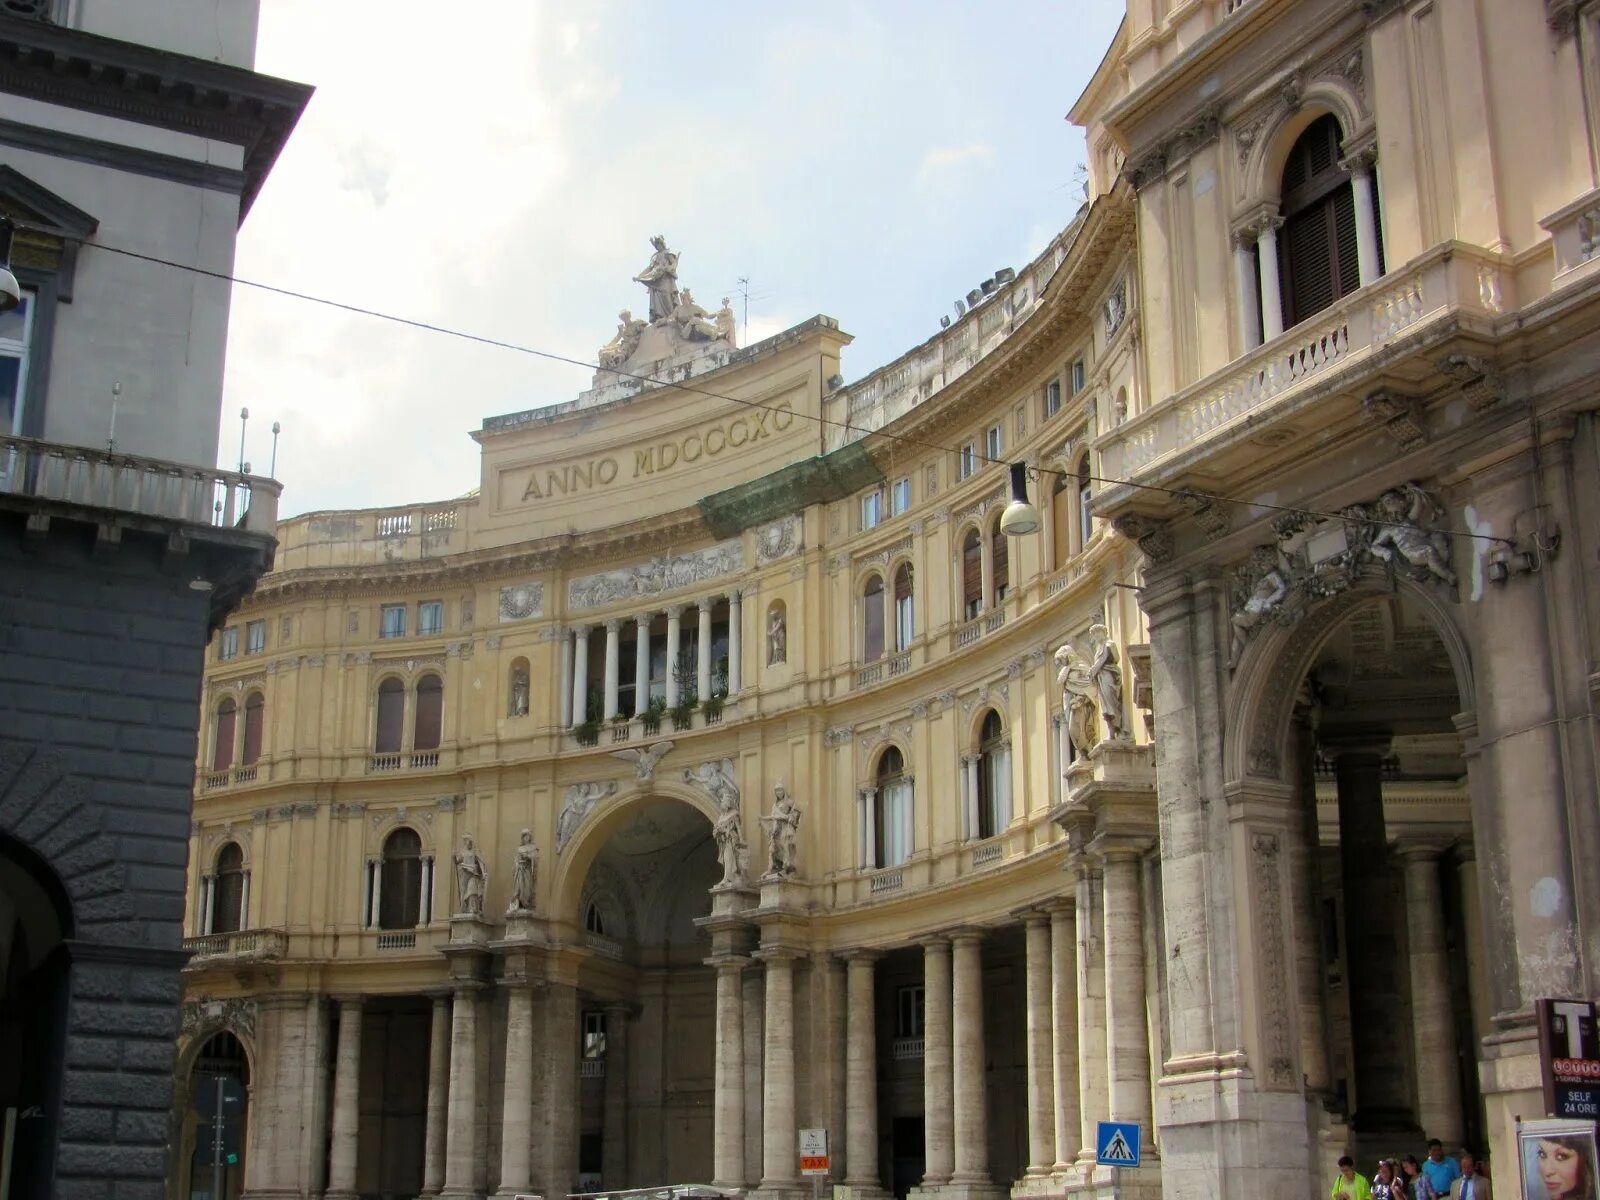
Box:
[890,476,911,516]
[985,423,1003,461]
[861,490,883,531]
[419,600,444,636]
[380,604,407,639]
[896,985,926,1038]
[1070,358,1086,395]
[958,442,977,480]
[1043,379,1062,419]
[878,779,913,868]
[218,627,239,660]
[582,1010,607,1058]
[245,619,266,655]
[0,288,35,441]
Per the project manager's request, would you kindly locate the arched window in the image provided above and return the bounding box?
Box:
[212,698,237,772]
[976,709,1012,840]
[212,842,245,934]
[1077,456,1093,550]
[375,678,405,753]
[862,574,885,663]
[990,516,1009,605]
[585,901,607,936]
[1279,113,1369,327]
[241,692,264,766]
[379,827,423,930]
[961,529,983,620]
[871,746,913,870]
[1051,477,1072,568]
[413,675,444,750]
[893,564,914,651]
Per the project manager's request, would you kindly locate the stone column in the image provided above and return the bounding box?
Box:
[1048,902,1080,1174]
[1345,150,1381,286]
[743,967,766,1185]
[633,614,651,717]
[571,626,589,726]
[442,985,479,1197]
[200,874,214,933]
[844,952,882,1191]
[859,788,878,869]
[1291,716,1331,1093]
[950,931,990,1186]
[603,1002,630,1188]
[325,996,363,1200]
[422,994,451,1196]
[1334,747,1415,1132]
[1400,843,1464,1144]
[1233,230,1263,352]
[713,960,747,1190]
[497,983,536,1198]
[728,590,742,695]
[760,952,799,1190]
[1256,217,1285,341]
[697,597,713,700]
[1022,912,1056,1176]
[1074,858,1107,1163]
[962,755,981,841]
[979,542,995,612]
[921,937,954,1186]
[559,627,573,727]
[543,982,580,1200]
[1100,844,1153,1138]
[665,607,682,708]
[1456,846,1492,1048]
[603,618,621,721]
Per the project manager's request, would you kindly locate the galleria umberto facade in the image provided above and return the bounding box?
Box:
[175,2,1600,1199]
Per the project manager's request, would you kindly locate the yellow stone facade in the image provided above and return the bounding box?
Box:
[176,3,1600,1200]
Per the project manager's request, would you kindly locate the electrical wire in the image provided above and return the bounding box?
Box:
[39,230,1511,548]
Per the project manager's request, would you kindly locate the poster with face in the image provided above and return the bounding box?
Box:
[1520,1119,1599,1200]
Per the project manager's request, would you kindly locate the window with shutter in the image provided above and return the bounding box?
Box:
[242,693,264,766]
[379,828,422,929]
[212,843,245,934]
[1279,114,1362,328]
[375,679,405,753]
[213,699,237,771]
[862,575,886,663]
[1076,456,1094,550]
[894,564,914,650]
[962,531,983,618]
[414,675,444,750]
[991,519,1009,603]
[1052,479,1072,568]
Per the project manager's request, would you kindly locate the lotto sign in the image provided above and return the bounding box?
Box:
[799,1127,830,1175]
[1537,998,1600,1118]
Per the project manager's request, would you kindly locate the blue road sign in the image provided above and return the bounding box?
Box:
[1096,1121,1142,1168]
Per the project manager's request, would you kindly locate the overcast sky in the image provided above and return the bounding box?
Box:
[221,1,1125,517]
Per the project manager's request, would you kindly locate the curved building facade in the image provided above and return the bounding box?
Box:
[178,3,1600,1200]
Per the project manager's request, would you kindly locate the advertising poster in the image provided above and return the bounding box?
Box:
[1519,1119,1598,1200]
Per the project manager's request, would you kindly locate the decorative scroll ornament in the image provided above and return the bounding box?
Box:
[1229,482,1455,666]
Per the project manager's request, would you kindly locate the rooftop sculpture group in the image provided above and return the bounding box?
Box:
[594,237,738,376]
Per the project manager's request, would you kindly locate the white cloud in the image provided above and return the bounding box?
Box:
[918,142,995,178]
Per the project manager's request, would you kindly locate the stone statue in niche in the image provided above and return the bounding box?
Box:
[598,310,647,369]
[672,288,719,341]
[453,832,487,916]
[716,298,738,347]
[508,829,538,913]
[633,235,681,323]
[1368,483,1455,585]
[1230,553,1291,667]
[760,783,801,879]
[509,665,530,717]
[1055,643,1100,758]
[767,606,787,666]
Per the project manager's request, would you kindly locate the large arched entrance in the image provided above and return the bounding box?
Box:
[0,834,72,1200]
[1231,579,1483,1169]
[174,1030,252,1200]
[567,794,721,1189]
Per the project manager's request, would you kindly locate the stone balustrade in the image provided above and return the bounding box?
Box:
[182,928,287,963]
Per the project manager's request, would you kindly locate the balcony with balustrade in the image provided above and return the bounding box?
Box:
[182,928,287,964]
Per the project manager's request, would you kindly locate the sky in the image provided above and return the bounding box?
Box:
[221,1,1126,517]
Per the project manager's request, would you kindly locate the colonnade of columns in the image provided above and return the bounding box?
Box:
[1233,149,1381,351]
[560,591,742,727]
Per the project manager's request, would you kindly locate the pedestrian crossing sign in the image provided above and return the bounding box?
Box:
[1096,1121,1141,1167]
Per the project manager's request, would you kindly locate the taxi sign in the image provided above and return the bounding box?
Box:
[799,1127,830,1175]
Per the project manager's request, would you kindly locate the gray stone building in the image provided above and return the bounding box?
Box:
[0,3,308,1197]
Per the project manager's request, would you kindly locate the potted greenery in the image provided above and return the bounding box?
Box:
[671,689,698,731]
[575,717,600,747]
[702,694,724,722]
[642,695,667,736]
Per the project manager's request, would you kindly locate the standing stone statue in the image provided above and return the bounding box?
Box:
[1085,623,1124,741]
[454,832,487,916]
[715,297,738,347]
[633,235,680,323]
[761,784,801,879]
[509,665,530,717]
[712,800,748,887]
[767,606,787,666]
[1055,643,1100,758]
[508,829,538,914]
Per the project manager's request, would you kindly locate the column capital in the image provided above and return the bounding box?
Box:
[698,596,715,613]
[603,999,637,1019]
[1089,831,1155,861]
[330,993,366,1008]
[1338,137,1378,174]
[665,605,684,619]
[635,611,652,627]
[728,588,742,604]
[754,945,806,965]
[839,947,882,965]
[708,953,752,973]
[605,617,621,633]
[947,926,987,947]
[571,622,591,635]
[1395,839,1452,863]
[1016,908,1052,929]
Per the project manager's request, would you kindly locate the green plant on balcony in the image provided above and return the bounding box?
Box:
[575,718,600,747]
[610,710,631,726]
[642,695,667,735]
[701,694,723,720]
[670,690,698,731]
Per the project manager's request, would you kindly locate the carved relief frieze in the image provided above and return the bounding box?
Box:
[1250,832,1297,1087]
[556,781,618,853]
[568,539,744,611]
[499,582,544,622]
[824,725,855,748]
